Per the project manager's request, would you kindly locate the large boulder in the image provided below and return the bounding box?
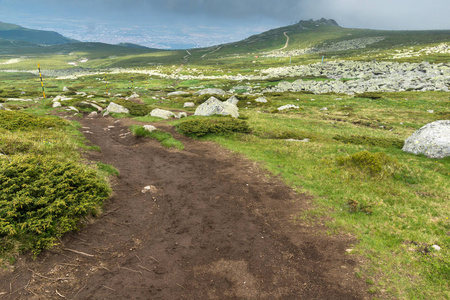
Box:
[402,120,450,159]
[150,108,176,119]
[106,102,129,114]
[194,96,239,118]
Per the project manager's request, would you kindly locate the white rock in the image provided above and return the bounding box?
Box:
[143,125,157,132]
[427,110,434,113]
[194,88,227,96]
[150,108,176,119]
[194,96,239,118]
[278,104,300,111]
[67,106,79,112]
[226,96,240,105]
[183,102,195,108]
[320,107,328,111]
[177,112,188,118]
[52,102,62,108]
[255,96,268,103]
[53,95,73,102]
[63,86,70,92]
[168,91,190,96]
[88,111,98,118]
[431,245,441,251]
[106,102,129,114]
[402,120,450,159]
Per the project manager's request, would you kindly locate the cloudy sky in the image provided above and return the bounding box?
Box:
[0,0,449,48]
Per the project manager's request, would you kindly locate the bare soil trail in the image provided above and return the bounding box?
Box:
[0,115,369,299]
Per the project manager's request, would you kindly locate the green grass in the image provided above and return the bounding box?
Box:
[130,125,184,150]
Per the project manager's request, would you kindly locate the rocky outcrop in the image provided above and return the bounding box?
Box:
[264,61,450,94]
[194,96,239,118]
[402,120,450,159]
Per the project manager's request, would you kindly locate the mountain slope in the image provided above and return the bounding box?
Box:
[0,21,76,45]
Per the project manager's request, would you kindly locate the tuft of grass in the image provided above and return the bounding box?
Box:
[336,150,400,176]
[131,126,184,150]
[97,162,120,177]
[333,135,404,149]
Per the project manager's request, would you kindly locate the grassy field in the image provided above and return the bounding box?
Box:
[0,20,449,298]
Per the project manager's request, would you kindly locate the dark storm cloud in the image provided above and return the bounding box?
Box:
[1,0,449,31]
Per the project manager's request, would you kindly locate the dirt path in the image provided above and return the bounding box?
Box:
[0,115,369,299]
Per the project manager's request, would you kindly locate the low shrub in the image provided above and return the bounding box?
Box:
[0,111,68,131]
[113,99,151,116]
[176,117,251,137]
[355,92,383,99]
[0,155,110,255]
[336,151,400,176]
[333,135,404,149]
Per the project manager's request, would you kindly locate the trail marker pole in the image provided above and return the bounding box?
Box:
[37,63,46,98]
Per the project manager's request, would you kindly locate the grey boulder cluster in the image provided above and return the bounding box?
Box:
[402,120,450,159]
[264,61,450,94]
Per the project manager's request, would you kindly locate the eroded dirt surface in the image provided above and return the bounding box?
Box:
[0,115,369,299]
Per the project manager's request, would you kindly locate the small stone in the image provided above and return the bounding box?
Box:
[427,110,434,113]
[431,245,441,251]
[143,125,157,132]
[184,102,195,108]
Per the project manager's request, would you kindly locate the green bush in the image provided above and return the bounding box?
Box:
[336,151,399,176]
[113,99,151,116]
[333,135,404,149]
[0,155,110,255]
[0,111,68,131]
[176,117,251,137]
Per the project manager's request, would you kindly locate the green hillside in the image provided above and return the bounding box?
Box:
[0,21,76,45]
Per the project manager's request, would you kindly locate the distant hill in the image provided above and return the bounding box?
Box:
[186,18,450,63]
[0,21,76,45]
[117,43,152,49]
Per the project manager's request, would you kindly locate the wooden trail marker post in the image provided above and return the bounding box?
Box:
[37,63,46,98]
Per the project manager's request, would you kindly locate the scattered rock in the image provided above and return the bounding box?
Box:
[67,106,79,112]
[402,120,450,159]
[87,111,98,118]
[431,245,441,251]
[81,101,103,112]
[143,125,157,132]
[63,86,70,92]
[183,102,195,108]
[320,107,328,111]
[0,103,10,110]
[194,96,239,118]
[52,102,62,108]
[427,110,434,113]
[106,102,129,114]
[141,185,158,194]
[177,112,188,118]
[255,96,268,103]
[226,96,240,105]
[194,88,227,96]
[277,104,300,111]
[53,95,73,102]
[168,91,190,96]
[150,108,176,119]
